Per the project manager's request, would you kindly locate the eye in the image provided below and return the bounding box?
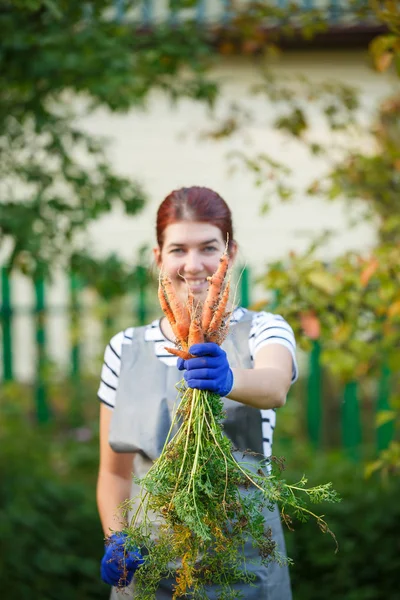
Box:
[170,248,185,254]
[202,246,218,253]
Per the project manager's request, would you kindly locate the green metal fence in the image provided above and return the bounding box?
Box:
[0,266,155,424]
[0,265,394,458]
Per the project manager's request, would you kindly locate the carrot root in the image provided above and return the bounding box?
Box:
[162,275,190,337]
[165,347,192,360]
[207,280,231,336]
[201,251,229,332]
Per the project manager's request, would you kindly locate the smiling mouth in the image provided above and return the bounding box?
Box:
[186,279,207,285]
[184,279,209,293]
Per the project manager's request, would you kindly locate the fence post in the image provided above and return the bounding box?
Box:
[104,310,115,352]
[221,0,233,24]
[239,265,250,309]
[141,0,153,25]
[34,276,50,423]
[70,274,81,380]
[136,265,147,325]
[115,0,125,22]
[70,273,83,426]
[307,340,322,448]
[376,364,394,452]
[1,267,13,381]
[196,0,206,24]
[342,380,361,460]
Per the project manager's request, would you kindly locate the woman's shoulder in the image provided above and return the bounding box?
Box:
[235,307,293,329]
[106,326,135,358]
[251,310,292,327]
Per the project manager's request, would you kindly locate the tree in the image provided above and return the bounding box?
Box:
[0,0,217,278]
[1,0,381,279]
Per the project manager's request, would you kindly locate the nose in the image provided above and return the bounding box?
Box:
[184,250,203,273]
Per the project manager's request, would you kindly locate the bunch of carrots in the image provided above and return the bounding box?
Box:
[121,249,339,600]
[158,247,231,358]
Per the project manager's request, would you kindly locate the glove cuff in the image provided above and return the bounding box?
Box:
[105,532,126,549]
[221,368,234,398]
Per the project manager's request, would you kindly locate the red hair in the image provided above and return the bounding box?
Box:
[156,186,234,251]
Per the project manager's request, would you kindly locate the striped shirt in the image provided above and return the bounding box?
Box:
[97,307,298,458]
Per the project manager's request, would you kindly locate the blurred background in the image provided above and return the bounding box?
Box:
[1,1,399,598]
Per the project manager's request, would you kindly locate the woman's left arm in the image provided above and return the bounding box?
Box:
[229,344,293,410]
[179,342,294,411]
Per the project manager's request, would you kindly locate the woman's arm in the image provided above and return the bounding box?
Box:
[180,342,295,411]
[229,344,293,410]
[96,403,134,537]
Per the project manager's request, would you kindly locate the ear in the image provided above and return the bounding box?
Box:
[153,246,162,269]
[228,240,238,267]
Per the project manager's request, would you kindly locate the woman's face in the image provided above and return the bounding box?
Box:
[154,221,237,304]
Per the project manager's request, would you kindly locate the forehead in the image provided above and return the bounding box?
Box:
[162,222,225,247]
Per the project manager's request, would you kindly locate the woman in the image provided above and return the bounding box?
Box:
[97,186,298,599]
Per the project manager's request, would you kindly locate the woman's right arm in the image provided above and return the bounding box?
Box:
[96,403,134,537]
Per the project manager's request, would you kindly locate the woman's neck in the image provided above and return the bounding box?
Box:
[159,316,176,343]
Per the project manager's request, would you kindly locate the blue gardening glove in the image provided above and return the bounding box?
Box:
[100,533,144,587]
[177,343,234,397]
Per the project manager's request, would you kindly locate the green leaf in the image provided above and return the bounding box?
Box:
[277,185,293,202]
[364,459,383,479]
[376,410,397,428]
[306,271,340,295]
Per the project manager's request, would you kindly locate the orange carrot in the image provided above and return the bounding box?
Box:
[187,288,195,318]
[165,347,192,360]
[162,275,190,336]
[158,283,176,325]
[207,320,230,345]
[172,322,189,351]
[188,315,204,348]
[159,281,188,349]
[210,249,229,287]
[207,280,231,335]
[159,273,191,346]
[201,251,229,332]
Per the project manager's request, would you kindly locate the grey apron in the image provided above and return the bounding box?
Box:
[109,312,292,600]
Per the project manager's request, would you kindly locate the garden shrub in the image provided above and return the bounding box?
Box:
[284,458,400,600]
[0,391,108,600]
[1,388,399,599]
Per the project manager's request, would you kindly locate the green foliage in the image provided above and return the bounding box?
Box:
[369,1,400,74]
[258,244,400,382]
[0,385,107,600]
[365,440,400,479]
[285,458,400,600]
[211,0,330,56]
[70,245,156,301]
